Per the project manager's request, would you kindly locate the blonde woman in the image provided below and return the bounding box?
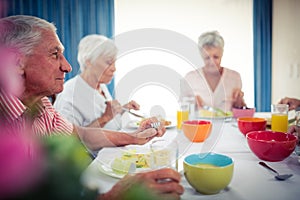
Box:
[181,31,246,112]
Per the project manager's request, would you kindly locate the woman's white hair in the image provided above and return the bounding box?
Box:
[198,31,224,51]
[77,34,118,72]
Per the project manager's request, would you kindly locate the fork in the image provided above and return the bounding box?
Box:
[150,121,161,129]
[128,162,136,174]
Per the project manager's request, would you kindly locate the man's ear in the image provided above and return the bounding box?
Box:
[16,55,25,76]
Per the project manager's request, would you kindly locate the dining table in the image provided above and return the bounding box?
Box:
[81,113,300,200]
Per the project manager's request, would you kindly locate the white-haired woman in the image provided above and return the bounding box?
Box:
[54,35,139,130]
[181,31,246,112]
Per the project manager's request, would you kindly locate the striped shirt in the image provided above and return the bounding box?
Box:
[0,89,73,136]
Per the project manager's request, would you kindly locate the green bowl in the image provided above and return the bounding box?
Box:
[183,153,234,195]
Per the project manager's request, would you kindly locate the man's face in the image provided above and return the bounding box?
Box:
[23,30,72,97]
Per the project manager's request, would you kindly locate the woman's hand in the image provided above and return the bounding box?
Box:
[232,88,246,108]
[100,168,184,200]
[103,100,123,120]
[123,100,140,111]
[195,95,204,109]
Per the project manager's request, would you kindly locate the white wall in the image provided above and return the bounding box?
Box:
[272,0,300,103]
[114,0,254,118]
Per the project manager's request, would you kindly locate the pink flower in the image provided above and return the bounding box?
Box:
[0,129,45,198]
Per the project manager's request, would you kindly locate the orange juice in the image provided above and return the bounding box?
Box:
[271,114,288,132]
[177,110,189,129]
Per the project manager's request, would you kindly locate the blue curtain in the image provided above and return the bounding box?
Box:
[253,0,272,112]
[2,0,115,95]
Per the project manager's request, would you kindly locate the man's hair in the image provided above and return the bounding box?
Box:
[0,15,57,56]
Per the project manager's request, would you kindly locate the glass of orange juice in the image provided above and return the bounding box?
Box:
[177,103,189,130]
[271,104,289,132]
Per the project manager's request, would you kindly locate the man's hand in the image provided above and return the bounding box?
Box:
[100,168,184,200]
[138,117,166,137]
[288,125,300,140]
[279,97,300,111]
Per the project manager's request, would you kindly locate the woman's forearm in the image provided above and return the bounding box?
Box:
[85,115,111,128]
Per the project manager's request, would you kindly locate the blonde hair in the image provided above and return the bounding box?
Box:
[198,31,224,51]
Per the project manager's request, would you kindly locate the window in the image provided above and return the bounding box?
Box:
[114,0,253,119]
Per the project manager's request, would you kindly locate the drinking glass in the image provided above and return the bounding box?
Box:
[295,111,300,163]
[177,102,189,130]
[271,104,289,132]
[150,139,178,171]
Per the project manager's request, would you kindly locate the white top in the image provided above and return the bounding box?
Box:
[54,75,122,130]
[181,67,242,111]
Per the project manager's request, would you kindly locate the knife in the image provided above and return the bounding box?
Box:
[122,108,145,118]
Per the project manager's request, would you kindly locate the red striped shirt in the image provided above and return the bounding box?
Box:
[0,89,73,136]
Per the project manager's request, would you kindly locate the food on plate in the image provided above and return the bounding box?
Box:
[111,148,172,174]
[199,109,232,117]
[111,150,151,174]
[136,118,172,127]
[161,119,172,126]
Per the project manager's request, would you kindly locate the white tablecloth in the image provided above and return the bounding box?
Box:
[82,118,300,200]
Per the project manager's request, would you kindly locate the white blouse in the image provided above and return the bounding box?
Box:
[181,67,242,112]
[54,75,122,130]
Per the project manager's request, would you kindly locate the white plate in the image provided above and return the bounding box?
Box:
[96,146,152,179]
[197,116,233,122]
[197,115,232,119]
[127,120,176,129]
[254,111,296,126]
[97,160,124,179]
[254,112,271,125]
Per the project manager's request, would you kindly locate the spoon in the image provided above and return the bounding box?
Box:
[259,161,293,181]
[128,163,136,174]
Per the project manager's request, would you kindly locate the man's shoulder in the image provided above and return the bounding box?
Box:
[41,96,53,105]
[0,89,26,122]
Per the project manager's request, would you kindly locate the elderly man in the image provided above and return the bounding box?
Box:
[0,15,163,149]
[0,15,183,199]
